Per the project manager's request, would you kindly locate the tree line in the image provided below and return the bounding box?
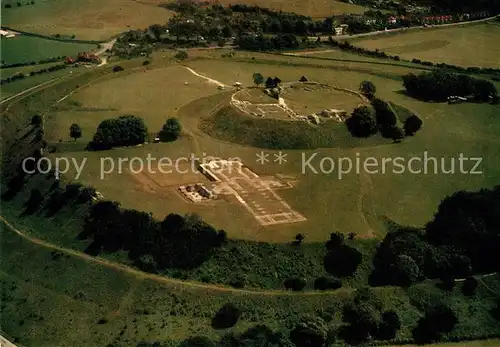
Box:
[1,55,67,69]
[326,39,500,77]
[80,201,228,270]
[403,70,499,102]
[370,185,500,288]
[346,81,423,141]
[86,114,182,150]
[0,63,67,86]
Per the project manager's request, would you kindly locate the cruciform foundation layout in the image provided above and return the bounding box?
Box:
[178,159,306,226]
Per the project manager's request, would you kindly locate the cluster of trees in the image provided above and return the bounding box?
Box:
[371,186,500,287]
[403,70,499,102]
[1,55,67,69]
[4,0,35,8]
[158,118,182,142]
[87,115,148,150]
[340,289,402,343]
[163,2,335,39]
[236,34,300,51]
[324,232,363,277]
[81,201,227,270]
[18,181,97,217]
[346,81,423,141]
[69,123,82,141]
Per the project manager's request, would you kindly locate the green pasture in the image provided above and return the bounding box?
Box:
[1,35,96,65]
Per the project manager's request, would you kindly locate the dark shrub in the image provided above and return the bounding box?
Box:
[284,277,307,291]
[212,303,241,329]
[314,277,342,290]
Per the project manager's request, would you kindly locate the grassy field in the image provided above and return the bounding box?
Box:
[352,22,500,68]
[1,0,174,41]
[1,35,97,65]
[28,51,499,245]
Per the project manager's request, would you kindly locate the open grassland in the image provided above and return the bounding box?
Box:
[45,64,223,144]
[35,52,500,244]
[352,22,500,68]
[0,35,96,65]
[1,0,174,41]
[283,83,364,114]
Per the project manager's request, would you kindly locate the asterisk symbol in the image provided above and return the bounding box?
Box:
[256,151,270,164]
[274,151,287,164]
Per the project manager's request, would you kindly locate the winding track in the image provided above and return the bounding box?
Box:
[0,216,353,296]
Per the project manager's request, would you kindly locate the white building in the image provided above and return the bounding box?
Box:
[0,29,17,38]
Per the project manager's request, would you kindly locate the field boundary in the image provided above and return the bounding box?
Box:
[0,26,111,44]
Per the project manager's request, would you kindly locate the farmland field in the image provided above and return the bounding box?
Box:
[1,35,97,65]
[352,22,500,68]
[1,0,174,41]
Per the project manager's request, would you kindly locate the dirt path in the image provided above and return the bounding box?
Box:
[0,216,353,296]
[183,66,227,87]
[0,335,18,347]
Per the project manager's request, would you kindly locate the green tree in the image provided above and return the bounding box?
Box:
[24,188,44,215]
[412,304,458,343]
[342,302,380,342]
[294,233,305,245]
[461,276,478,296]
[345,106,377,138]
[326,232,344,249]
[388,125,405,143]
[371,98,397,128]
[159,118,182,142]
[222,25,233,38]
[404,114,423,136]
[89,115,148,150]
[149,24,165,41]
[31,114,43,126]
[359,80,377,99]
[253,72,265,87]
[290,316,328,347]
[69,123,82,141]
[175,50,188,61]
[377,311,401,340]
[473,79,497,101]
[394,254,421,286]
[324,244,362,277]
[212,303,241,329]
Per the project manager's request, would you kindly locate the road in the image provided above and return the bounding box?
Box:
[94,38,116,66]
[183,66,227,87]
[308,15,498,42]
